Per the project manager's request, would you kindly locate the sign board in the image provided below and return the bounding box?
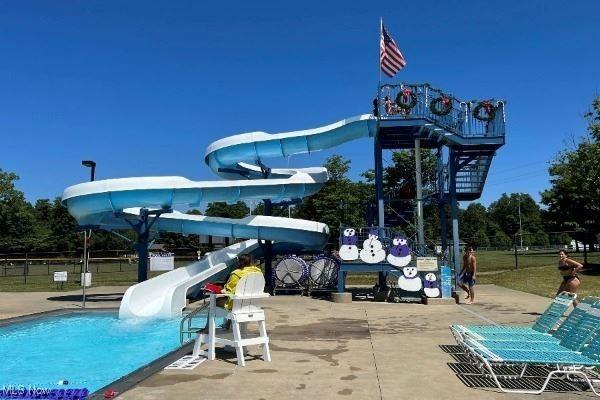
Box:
[150,252,175,271]
[81,272,92,287]
[53,271,68,282]
[416,257,438,271]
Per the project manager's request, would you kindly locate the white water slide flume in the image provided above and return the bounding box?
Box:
[62,114,377,318]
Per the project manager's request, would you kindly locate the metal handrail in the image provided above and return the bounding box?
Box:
[378,83,506,139]
[179,297,210,344]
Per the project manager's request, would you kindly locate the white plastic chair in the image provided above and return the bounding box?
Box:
[192,272,271,366]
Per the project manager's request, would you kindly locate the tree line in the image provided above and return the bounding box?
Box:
[1,98,598,254]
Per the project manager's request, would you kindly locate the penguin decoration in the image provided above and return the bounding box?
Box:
[359,228,387,264]
[339,228,359,261]
[386,234,412,268]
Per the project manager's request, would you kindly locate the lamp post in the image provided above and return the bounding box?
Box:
[81,160,96,307]
[81,160,96,182]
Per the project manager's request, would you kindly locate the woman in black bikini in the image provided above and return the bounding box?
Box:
[557,250,583,306]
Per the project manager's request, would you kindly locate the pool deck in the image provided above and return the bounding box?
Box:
[0,285,596,399]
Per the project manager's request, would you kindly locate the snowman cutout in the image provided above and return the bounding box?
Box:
[386,234,412,267]
[397,265,423,292]
[339,228,359,261]
[423,273,440,298]
[359,228,386,264]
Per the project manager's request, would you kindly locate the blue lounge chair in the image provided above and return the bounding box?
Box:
[452,295,600,347]
[462,303,600,395]
[451,292,576,341]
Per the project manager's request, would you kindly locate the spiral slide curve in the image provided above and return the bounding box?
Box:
[62,114,377,318]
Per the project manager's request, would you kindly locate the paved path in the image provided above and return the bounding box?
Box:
[0,286,125,319]
[123,285,591,400]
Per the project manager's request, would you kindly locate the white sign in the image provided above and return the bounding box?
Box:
[150,252,175,271]
[81,272,92,287]
[53,271,68,282]
[416,257,438,272]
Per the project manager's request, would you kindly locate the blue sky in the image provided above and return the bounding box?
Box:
[1,1,599,206]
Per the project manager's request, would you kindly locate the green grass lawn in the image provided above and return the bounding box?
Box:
[0,260,192,292]
[477,266,600,299]
[475,249,600,273]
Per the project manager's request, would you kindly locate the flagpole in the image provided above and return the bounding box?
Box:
[377,17,382,118]
[379,17,382,86]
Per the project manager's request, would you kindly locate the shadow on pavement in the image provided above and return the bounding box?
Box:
[439,344,593,394]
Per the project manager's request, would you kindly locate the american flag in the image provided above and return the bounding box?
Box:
[380,23,406,78]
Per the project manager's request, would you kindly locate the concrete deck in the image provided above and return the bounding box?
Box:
[0,285,596,399]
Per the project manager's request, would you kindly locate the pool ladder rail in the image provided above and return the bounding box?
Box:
[180,299,209,345]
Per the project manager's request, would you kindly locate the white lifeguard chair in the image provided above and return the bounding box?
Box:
[192,272,271,366]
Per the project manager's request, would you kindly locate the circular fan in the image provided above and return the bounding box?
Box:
[309,256,339,288]
[273,256,308,288]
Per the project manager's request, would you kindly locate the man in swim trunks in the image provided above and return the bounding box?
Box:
[458,246,477,304]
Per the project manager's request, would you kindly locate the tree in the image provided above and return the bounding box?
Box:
[205,201,249,219]
[488,193,547,245]
[158,209,205,249]
[472,228,490,248]
[295,155,372,231]
[0,169,36,252]
[541,97,600,250]
[363,149,439,238]
[48,198,80,251]
[383,149,438,192]
[460,203,488,240]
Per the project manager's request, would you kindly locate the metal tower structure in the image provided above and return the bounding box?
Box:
[374,83,506,285]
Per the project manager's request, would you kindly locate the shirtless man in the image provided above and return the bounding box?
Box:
[458,246,477,304]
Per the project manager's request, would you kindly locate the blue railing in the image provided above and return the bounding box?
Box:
[378,83,506,139]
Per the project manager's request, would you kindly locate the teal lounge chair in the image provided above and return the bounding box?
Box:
[451,297,599,349]
[462,303,600,395]
[451,292,576,342]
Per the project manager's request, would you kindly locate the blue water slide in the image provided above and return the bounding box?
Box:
[62,114,376,318]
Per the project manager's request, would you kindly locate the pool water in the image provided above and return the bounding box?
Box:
[0,312,190,394]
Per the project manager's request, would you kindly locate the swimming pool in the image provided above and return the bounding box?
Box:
[0,311,189,395]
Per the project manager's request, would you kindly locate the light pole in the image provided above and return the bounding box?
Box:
[81,160,96,182]
[81,160,96,307]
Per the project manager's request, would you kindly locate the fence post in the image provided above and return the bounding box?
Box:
[24,253,28,284]
[513,235,518,270]
[583,229,589,265]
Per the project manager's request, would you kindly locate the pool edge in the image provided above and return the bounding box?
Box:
[0,307,119,327]
[87,342,194,399]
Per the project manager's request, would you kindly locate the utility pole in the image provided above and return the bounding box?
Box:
[517,194,523,250]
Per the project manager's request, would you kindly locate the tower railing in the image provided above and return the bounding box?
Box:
[378,83,506,139]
